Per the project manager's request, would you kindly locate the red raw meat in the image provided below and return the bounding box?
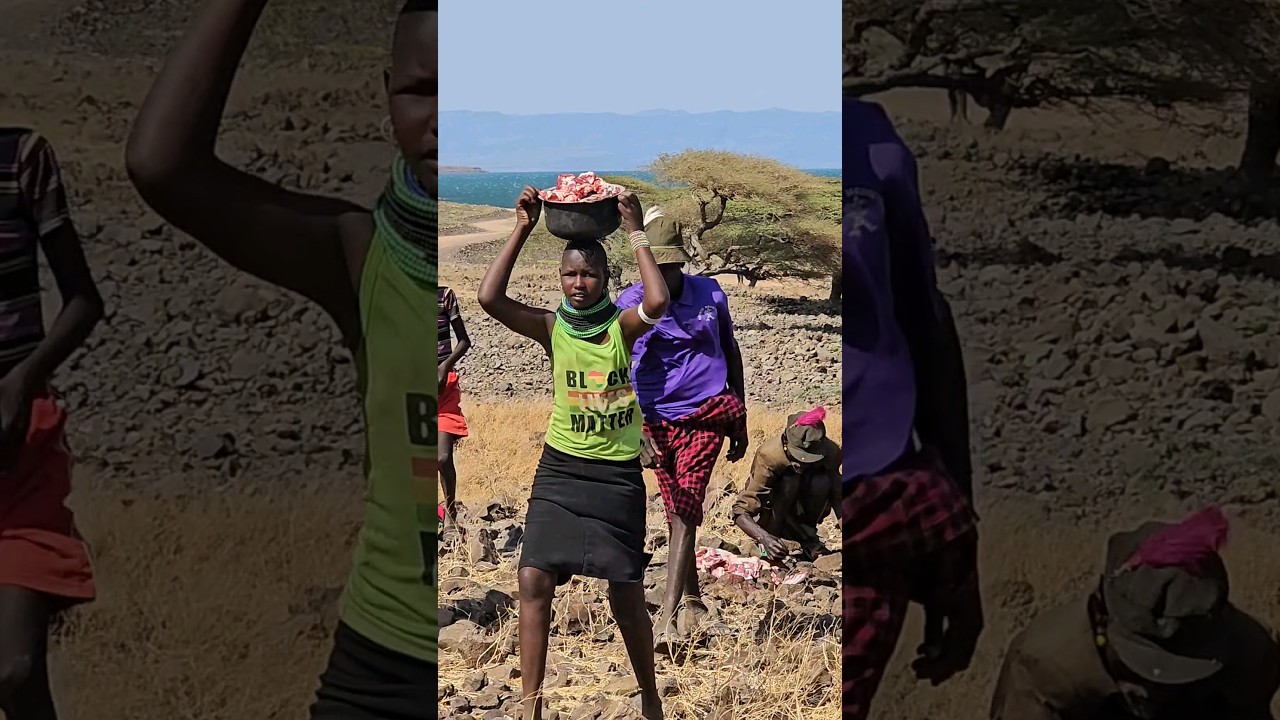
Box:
[540,172,624,203]
[694,547,808,585]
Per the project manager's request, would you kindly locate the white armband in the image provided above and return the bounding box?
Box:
[637,304,663,325]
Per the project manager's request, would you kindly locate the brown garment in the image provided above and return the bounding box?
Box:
[731,435,840,545]
[990,600,1280,720]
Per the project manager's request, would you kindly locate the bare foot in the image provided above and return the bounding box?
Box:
[522,695,542,720]
[653,615,679,656]
[678,594,716,633]
[654,612,675,636]
[440,522,466,546]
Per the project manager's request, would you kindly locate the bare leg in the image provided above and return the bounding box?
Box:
[608,581,663,720]
[438,431,461,536]
[656,514,696,645]
[682,543,701,602]
[517,567,557,720]
[0,586,58,720]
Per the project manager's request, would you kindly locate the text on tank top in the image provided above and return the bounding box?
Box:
[546,317,642,462]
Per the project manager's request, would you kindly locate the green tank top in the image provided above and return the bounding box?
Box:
[546,317,642,461]
[339,229,437,663]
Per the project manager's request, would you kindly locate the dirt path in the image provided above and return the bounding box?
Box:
[441,215,515,255]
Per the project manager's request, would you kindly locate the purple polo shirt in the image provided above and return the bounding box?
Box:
[845,98,941,485]
[617,275,733,423]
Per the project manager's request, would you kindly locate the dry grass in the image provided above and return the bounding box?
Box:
[440,401,844,719]
[41,399,1280,719]
[48,481,361,720]
[445,401,1280,719]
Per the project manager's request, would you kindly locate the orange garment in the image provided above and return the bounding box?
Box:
[438,371,468,437]
[0,393,95,603]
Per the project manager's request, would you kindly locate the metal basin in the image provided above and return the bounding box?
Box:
[542,197,622,241]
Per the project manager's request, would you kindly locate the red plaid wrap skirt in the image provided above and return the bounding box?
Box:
[645,392,747,527]
[843,448,978,720]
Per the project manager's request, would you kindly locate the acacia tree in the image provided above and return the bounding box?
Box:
[638,151,840,301]
[845,0,1280,188]
[524,159,838,299]
[1121,0,1280,188]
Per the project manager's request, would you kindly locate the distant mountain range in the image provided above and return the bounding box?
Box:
[440,109,840,172]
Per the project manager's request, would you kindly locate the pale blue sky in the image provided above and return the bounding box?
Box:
[439,1,839,114]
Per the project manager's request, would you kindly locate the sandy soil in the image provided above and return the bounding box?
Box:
[442,214,518,254]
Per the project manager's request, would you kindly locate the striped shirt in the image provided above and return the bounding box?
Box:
[437,286,458,360]
[0,129,69,372]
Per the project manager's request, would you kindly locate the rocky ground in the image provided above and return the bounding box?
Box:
[873,94,1280,521]
[8,0,1280,713]
[863,88,1280,719]
[7,0,403,61]
[439,195,845,718]
[1,5,412,720]
[4,0,847,715]
[438,259,842,411]
[436,487,842,720]
[3,1,404,493]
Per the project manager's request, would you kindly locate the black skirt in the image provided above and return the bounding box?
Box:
[519,444,651,586]
[309,622,435,720]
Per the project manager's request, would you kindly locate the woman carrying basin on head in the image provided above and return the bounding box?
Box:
[477,183,669,720]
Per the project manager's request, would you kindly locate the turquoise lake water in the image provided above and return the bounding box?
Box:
[440,169,841,207]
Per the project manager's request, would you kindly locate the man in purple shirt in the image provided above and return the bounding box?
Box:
[617,210,748,652]
[843,96,983,720]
